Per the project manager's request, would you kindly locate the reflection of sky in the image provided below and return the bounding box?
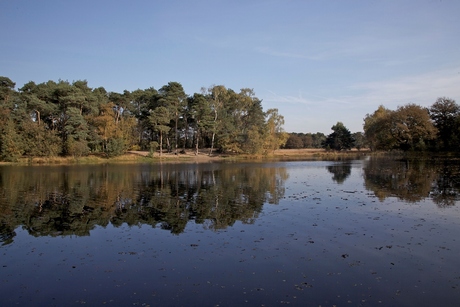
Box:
[276,160,460,295]
[281,160,459,218]
[282,160,364,193]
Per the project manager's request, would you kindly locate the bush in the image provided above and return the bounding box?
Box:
[105,138,125,158]
[67,139,90,158]
[148,141,159,157]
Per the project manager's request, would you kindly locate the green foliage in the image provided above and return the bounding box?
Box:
[244,126,265,154]
[8,73,412,159]
[105,138,125,158]
[149,106,171,155]
[264,108,288,153]
[0,119,24,161]
[63,107,89,141]
[352,132,366,150]
[66,138,90,158]
[158,82,187,153]
[148,141,159,157]
[1,75,460,158]
[323,122,355,151]
[0,76,290,160]
[363,105,396,150]
[283,132,326,149]
[200,86,275,155]
[284,134,304,149]
[429,97,460,151]
[21,122,61,157]
[0,76,16,105]
[390,104,437,151]
[364,103,437,151]
[188,93,213,154]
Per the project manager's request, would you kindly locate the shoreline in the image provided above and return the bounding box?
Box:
[0,148,372,165]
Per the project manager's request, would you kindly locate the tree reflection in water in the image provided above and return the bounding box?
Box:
[2,157,460,246]
[363,157,460,206]
[1,159,460,306]
[429,159,460,207]
[0,163,288,244]
[327,163,352,184]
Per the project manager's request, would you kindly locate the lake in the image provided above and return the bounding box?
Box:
[1,157,459,306]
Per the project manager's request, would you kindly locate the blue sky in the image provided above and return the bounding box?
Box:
[2,0,459,133]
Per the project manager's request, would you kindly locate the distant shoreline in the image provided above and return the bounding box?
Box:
[0,148,372,165]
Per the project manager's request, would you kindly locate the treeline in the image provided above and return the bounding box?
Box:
[285,97,460,152]
[283,132,326,149]
[283,130,365,150]
[0,76,288,161]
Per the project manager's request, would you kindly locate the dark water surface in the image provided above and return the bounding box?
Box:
[1,158,459,306]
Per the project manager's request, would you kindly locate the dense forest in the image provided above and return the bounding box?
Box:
[0,76,288,161]
[1,76,458,162]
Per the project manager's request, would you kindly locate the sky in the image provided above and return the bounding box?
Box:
[1,0,459,134]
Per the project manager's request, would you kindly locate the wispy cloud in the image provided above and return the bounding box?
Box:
[253,27,435,64]
[264,90,351,106]
[255,47,321,60]
[349,66,460,109]
[262,66,460,133]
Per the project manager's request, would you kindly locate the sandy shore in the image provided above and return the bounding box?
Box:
[126,150,225,162]
[126,148,369,163]
[11,148,369,165]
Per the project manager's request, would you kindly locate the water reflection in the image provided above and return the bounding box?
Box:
[326,163,352,184]
[2,158,460,245]
[0,163,288,244]
[2,159,460,306]
[429,159,460,207]
[363,157,460,206]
